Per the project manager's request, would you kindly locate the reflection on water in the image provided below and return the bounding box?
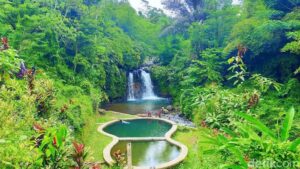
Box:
[111,141,180,167]
[103,119,172,137]
[105,98,170,115]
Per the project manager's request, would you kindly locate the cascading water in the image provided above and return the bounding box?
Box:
[127,69,160,101]
[127,72,136,101]
[107,69,169,114]
[141,70,157,100]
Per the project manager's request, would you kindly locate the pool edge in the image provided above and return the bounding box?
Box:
[98,117,188,169]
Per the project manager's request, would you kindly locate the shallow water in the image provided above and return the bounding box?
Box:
[103,119,172,137]
[105,98,170,115]
[111,141,180,167]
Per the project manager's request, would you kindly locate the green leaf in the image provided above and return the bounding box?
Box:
[49,145,56,156]
[56,126,67,147]
[280,107,295,141]
[294,67,300,75]
[237,124,260,140]
[221,164,245,169]
[46,149,51,157]
[228,57,235,64]
[235,112,276,140]
[227,147,248,168]
[289,138,300,151]
[221,127,238,137]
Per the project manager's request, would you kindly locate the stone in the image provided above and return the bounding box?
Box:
[166,105,174,111]
[98,108,106,114]
[162,107,169,114]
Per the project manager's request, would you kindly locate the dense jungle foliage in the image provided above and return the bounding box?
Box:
[0,0,300,168]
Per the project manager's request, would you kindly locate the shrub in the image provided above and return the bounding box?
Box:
[0,79,36,168]
[206,108,300,169]
[0,49,21,82]
[34,125,72,168]
[180,86,254,129]
[80,80,92,95]
[250,74,282,93]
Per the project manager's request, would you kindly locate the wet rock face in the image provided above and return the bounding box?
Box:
[141,66,151,72]
[127,68,158,100]
[131,82,143,98]
[128,70,144,99]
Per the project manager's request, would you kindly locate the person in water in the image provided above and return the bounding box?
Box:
[120,120,130,124]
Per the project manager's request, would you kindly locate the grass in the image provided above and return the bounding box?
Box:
[173,127,223,169]
[81,111,223,168]
[81,111,134,163]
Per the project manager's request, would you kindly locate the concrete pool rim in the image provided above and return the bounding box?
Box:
[98,117,188,169]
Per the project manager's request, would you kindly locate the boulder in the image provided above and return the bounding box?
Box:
[98,108,106,114]
[162,107,169,114]
[166,105,174,111]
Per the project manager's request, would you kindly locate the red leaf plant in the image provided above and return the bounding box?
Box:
[113,150,126,166]
[33,123,45,147]
[33,123,45,132]
[0,37,9,51]
[52,136,57,146]
[91,164,101,169]
[71,141,87,169]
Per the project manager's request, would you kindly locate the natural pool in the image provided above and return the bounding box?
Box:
[103,119,172,137]
[100,70,188,168]
[105,99,170,115]
[100,118,188,168]
[111,141,180,167]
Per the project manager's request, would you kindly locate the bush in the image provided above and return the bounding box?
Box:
[207,108,300,169]
[180,86,253,129]
[0,78,36,168]
[0,49,21,73]
[33,125,72,168]
[80,80,92,95]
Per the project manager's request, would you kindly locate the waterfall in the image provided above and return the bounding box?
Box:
[141,70,157,100]
[127,72,136,101]
[127,69,160,101]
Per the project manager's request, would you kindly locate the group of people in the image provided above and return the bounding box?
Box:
[146,107,168,118]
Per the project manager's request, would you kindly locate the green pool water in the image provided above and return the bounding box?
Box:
[103,119,172,137]
[105,99,170,115]
[111,141,180,167]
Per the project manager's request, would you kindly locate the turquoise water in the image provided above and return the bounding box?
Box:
[105,99,170,115]
[103,119,172,137]
[111,141,180,167]
[103,99,181,167]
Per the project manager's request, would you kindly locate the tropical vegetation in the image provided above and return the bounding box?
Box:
[0,0,299,168]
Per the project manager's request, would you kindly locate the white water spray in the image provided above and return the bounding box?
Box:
[127,69,160,101]
[141,70,158,100]
[127,72,136,101]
